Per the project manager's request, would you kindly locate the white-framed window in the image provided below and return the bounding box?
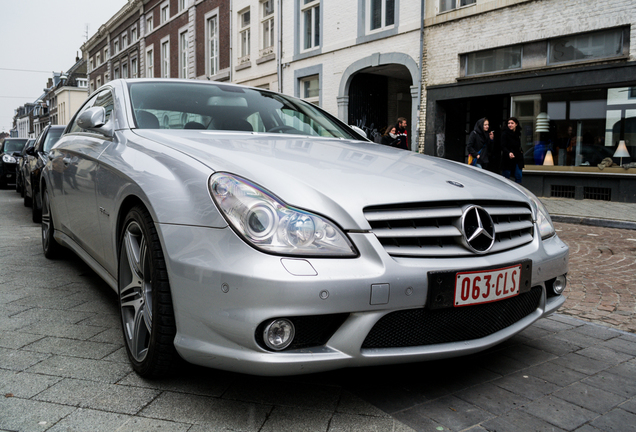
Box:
[261,0,274,54]
[368,0,394,32]
[105,47,109,60]
[123,33,128,48]
[179,0,187,12]
[96,52,101,66]
[146,46,154,77]
[239,8,251,61]
[89,58,94,71]
[77,78,87,88]
[161,38,170,78]
[161,2,170,24]
[122,62,128,79]
[105,72,109,82]
[90,81,95,92]
[179,30,188,78]
[439,0,475,13]
[96,76,102,88]
[206,12,219,76]
[300,75,319,105]
[301,0,320,51]
[548,28,625,64]
[114,67,120,79]
[131,57,138,78]
[146,14,154,33]
[114,39,119,54]
[131,26,137,41]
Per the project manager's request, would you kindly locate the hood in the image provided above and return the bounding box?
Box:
[133,130,531,229]
[473,118,487,136]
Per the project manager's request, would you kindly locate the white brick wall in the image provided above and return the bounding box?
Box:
[424,0,636,87]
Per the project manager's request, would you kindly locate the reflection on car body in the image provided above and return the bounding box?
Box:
[40,79,569,377]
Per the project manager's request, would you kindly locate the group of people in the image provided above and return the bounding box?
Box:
[379,117,410,150]
[467,116,524,184]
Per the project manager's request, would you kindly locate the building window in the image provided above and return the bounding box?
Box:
[96,53,101,66]
[206,14,219,76]
[179,0,187,12]
[161,2,170,24]
[161,39,170,78]
[261,0,275,56]
[122,63,128,79]
[239,9,251,61]
[439,0,475,13]
[123,33,128,49]
[464,45,522,76]
[368,0,394,31]
[301,0,320,51]
[89,58,94,71]
[114,67,120,79]
[131,58,138,78]
[96,77,102,88]
[179,30,188,78]
[105,47,109,60]
[146,14,154,33]
[146,48,154,77]
[114,39,119,54]
[131,27,137,41]
[300,75,319,105]
[548,28,625,65]
[77,78,87,88]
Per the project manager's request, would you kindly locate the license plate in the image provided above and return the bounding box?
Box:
[454,264,522,307]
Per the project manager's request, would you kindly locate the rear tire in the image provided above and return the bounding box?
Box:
[42,188,63,259]
[118,205,179,378]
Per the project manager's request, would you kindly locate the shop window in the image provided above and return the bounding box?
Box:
[548,28,624,64]
[465,45,522,76]
[368,0,395,32]
[301,0,320,51]
[440,0,475,13]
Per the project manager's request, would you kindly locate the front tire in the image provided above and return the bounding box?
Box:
[42,188,63,258]
[118,205,178,378]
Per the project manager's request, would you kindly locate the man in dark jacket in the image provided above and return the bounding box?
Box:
[467,118,490,169]
[395,117,409,150]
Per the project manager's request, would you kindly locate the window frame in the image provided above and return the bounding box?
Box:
[239,8,251,62]
[205,11,219,77]
[261,0,275,55]
[548,27,626,65]
[439,0,475,13]
[131,57,138,78]
[160,37,170,78]
[300,0,320,53]
[146,46,154,78]
[146,14,154,33]
[463,44,523,76]
[366,0,395,33]
[179,28,189,79]
[160,1,170,24]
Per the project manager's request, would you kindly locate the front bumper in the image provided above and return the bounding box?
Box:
[158,223,568,375]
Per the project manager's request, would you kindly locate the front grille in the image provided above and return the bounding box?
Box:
[364,201,534,257]
[256,313,349,351]
[361,286,542,349]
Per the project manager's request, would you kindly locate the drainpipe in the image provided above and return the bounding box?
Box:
[277,0,283,92]
[229,1,233,82]
[417,0,425,152]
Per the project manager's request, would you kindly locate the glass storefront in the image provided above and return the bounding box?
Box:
[511,86,636,168]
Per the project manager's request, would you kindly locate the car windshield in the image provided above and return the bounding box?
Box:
[3,139,28,153]
[43,129,64,153]
[128,81,361,140]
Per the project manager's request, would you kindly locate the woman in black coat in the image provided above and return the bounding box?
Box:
[501,117,524,183]
[467,118,490,169]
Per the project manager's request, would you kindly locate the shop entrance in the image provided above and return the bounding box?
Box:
[347,64,413,142]
[440,94,509,173]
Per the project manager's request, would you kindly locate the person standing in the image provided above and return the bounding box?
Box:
[381,126,401,147]
[467,118,490,169]
[501,117,524,183]
[395,117,408,150]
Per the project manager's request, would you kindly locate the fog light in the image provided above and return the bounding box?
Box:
[263,319,295,351]
[553,275,567,295]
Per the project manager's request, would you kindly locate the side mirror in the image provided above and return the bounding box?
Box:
[349,125,367,139]
[77,106,113,137]
[25,146,37,156]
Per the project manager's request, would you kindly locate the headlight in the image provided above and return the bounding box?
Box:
[209,173,357,257]
[510,183,555,240]
[2,154,17,164]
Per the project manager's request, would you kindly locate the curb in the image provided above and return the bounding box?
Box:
[551,215,636,231]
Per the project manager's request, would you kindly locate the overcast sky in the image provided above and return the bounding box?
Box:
[0,0,129,133]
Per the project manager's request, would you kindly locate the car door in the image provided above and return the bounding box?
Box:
[25,128,48,201]
[58,89,114,265]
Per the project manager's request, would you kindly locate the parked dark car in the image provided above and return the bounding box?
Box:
[15,138,35,194]
[23,125,65,222]
[0,137,28,188]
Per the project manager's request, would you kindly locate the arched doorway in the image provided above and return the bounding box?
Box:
[338,53,420,149]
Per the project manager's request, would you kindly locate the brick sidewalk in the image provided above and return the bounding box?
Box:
[555,222,636,333]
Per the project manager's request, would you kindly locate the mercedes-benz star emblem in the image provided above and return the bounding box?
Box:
[460,205,495,253]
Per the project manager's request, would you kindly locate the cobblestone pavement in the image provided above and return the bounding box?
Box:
[2,189,636,432]
[556,222,636,334]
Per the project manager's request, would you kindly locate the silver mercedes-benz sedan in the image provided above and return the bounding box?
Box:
[40,79,568,377]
